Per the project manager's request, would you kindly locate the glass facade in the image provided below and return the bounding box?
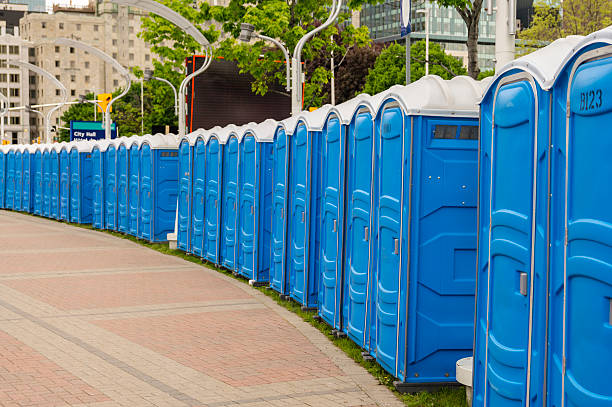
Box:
[7,0,45,12]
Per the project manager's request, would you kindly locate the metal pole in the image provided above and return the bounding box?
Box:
[255,34,291,92]
[494,0,516,71]
[405,33,411,84]
[105,72,131,140]
[152,76,178,116]
[141,78,144,135]
[330,35,335,105]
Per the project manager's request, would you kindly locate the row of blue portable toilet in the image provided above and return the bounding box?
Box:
[0,134,179,243]
[472,26,612,407]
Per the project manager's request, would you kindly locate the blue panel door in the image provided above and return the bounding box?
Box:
[117,146,129,232]
[6,152,14,210]
[34,153,42,215]
[205,137,220,263]
[482,81,536,406]
[344,110,375,346]
[238,135,257,279]
[92,149,104,228]
[559,56,612,407]
[70,151,80,222]
[270,129,289,293]
[191,139,206,256]
[105,147,117,230]
[177,140,192,252]
[0,154,5,209]
[59,151,70,221]
[43,152,50,217]
[221,136,238,269]
[374,106,405,376]
[50,152,59,219]
[22,153,30,212]
[139,145,152,239]
[319,116,343,326]
[289,124,309,303]
[15,151,22,211]
[129,146,140,236]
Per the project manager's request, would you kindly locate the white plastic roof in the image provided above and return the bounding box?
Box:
[295,104,334,132]
[278,115,299,136]
[71,140,95,153]
[117,135,140,149]
[382,75,487,117]
[180,131,199,146]
[326,93,371,125]
[93,139,112,152]
[26,144,39,154]
[141,133,179,149]
[243,119,278,142]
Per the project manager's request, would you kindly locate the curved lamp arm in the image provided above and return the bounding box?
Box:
[256,34,291,92]
[152,76,179,116]
[0,91,8,117]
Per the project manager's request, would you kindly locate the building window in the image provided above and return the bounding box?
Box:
[55,46,59,53]
[30,117,36,126]
[0,74,6,82]
[85,75,90,83]
[69,47,75,54]
[9,88,19,97]
[84,61,89,68]
[94,25,99,31]
[11,133,17,144]
[70,61,75,68]
[70,75,76,82]
[70,89,75,96]
[55,60,60,67]
[8,46,19,55]
[59,23,64,29]
[29,75,35,85]
[10,116,20,125]
[41,22,46,28]
[55,89,60,96]
[28,48,34,57]
[113,79,118,87]
[129,53,134,61]
[0,45,6,53]
[112,39,117,46]
[76,23,81,30]
[112,25,117,33]
[55,75,60,81]
[129,27,134,34]
[9,74,19,83]
[145,54,150,61]
[112,53,117,59]
[0,60,6,68]
[129,40,134,47]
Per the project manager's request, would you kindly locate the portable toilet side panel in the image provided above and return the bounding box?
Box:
[42,150,51,217]
[92,147,105,229]
[204,136,221,263]
[70,148,93,224]
[14,150,22,211]
[6,149,15,210]
[342,107,376,348]
[128,144,140,236]
[69,148,80,223]
[473,75,549,406]
[220,136,238,270]
[151,148,178,242]
[270,127,289,294]
[547,45,612,407]
[177,138,192,252]
[237,134,257,279]
[319,113,346,328]
[50,150,60,219]
[105,145,118,230]
[191,137,206,256]
[22,150,31,212]
[138,143,153,240]
[0,150,5,208]
[59,148,70,221]
[257,143,274,283]
[117,144,129,233]
[33,150,43,215]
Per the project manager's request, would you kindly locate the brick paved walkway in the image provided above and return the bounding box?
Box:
[0,211,403,407]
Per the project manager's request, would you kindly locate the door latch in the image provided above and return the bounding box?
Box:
[519,272,528,296]
[251,205,254,215]
[364,226,369,241]
[393,238,399,255]
[281,207,284,219]
[215,199,218,208]
[301,211,305,223]
[333,219,337,232]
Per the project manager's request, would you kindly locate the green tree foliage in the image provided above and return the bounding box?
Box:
[362,40,467,95]
[518,0,612,53]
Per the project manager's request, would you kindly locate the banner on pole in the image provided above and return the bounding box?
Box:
[400,0,411,37]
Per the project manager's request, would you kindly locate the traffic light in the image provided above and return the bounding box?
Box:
[97,93,112,113]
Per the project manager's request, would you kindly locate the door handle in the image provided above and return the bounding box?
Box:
[301,211,305,223]
[215,199,218,208]
[281,208,284,219]
[333,219,337,232]
[233,202,236,211]
[364,226,369,241]
[250,205,254,214]
[519,272,528,296]
[393,238,399,255]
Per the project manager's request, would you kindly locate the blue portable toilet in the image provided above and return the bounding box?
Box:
[177,132,198,253]
[472,35,583,407]
[128,136,145,236]
[42,145,52,218]
[219,124,248,270]
[5,146,16,210]
[21,145,35,213]
[91,140,110,229]
[104,139,120,230]
[269,116,298,295]
[363,76,486,386]
[14,146,23,211]
[59,142,71,221]
[32,145,44,215]
[138,134,179,242]
[190,129,209,257]
[49,144,61,219]
[236,119,277,284]
[69,141,94,224]
[0,145,7,208]
[117,137,136,233]
[203,128,223,264]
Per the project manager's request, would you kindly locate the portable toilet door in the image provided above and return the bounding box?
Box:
[117,139,131,233]
[59,144,71,221]
[14,147,22,211]
[138,134,179,242]
[42,147,51,217]
[177,133,196,252]
[546,30,612,407]
[219,127,241,270]
[32,147,43,215]
[128,137,142,236]
[22,146,33,212]
[269,118,295,295]
[236,120,276,283]
[70,141,94,224]
[105,140,119,230]
[0,146,6,209]
[49,147,60,219]
[91,141,108,229]
[203,132,222,263]
[190,131,208,257]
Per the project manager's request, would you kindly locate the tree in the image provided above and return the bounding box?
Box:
[362,40,467,95]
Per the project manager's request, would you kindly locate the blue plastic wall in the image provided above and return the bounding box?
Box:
[220,136,238,270]
[92,147,105,229]
[59,149,70,221]
[69,150,93,224]
[191,138,206,256]
[0,151,5,208]
[22,151,31,212]
[33,151,43,215]
[6,150,15,210]
[50,151,59,219]
[204,136,221,263]
[128,144,140,236]
[14,150,22,211]
[105,145,118,230]
[270,127,289,294]
[177,139,192,252]
[117,145,129,233]
[42,151,51,218]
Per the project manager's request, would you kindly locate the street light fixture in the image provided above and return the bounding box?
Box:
[110,0,213,136]
[0,91,8,144]
[143,68,179,116]
[416,7,430,76]
[55,38,130,140]
[239,23,291,92]
[78,94,106,123]
[9,60,67,143]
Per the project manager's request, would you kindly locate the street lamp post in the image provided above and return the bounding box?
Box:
[0,91,8,143]
[55,38,130,140]
[143,68,178,116]
[78,94,106,124]
[25,106,45,142]
[111,0,213,137]
[9,60,67,143]
[416,7,430,76]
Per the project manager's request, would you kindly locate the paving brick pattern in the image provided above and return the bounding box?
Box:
[0,211,404,407]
